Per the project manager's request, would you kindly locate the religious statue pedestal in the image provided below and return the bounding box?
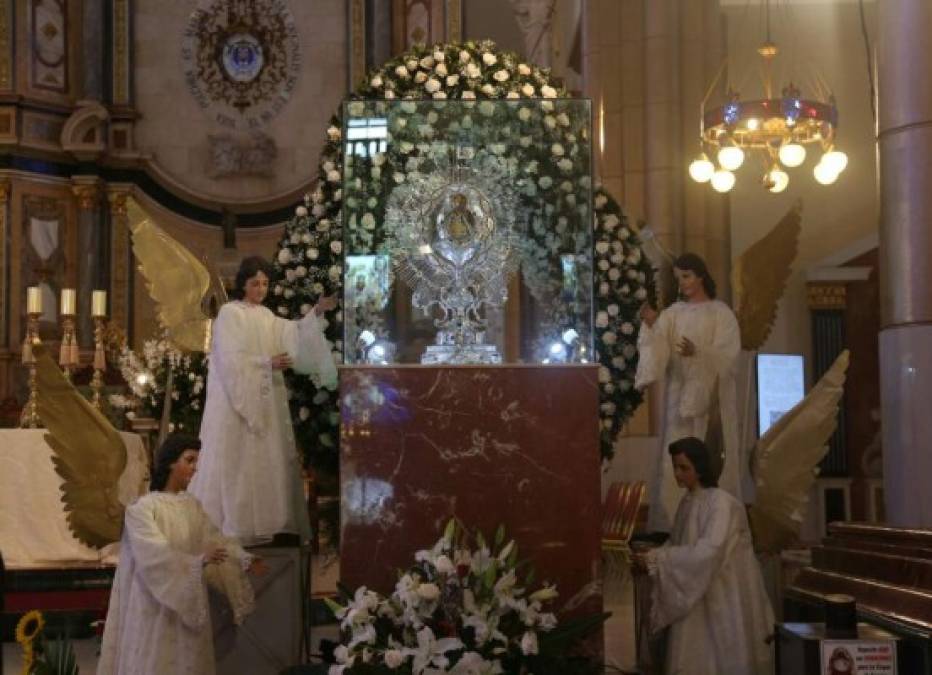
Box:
[339,364,603,651]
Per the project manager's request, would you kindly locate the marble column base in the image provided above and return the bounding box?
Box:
[880,324,932,527]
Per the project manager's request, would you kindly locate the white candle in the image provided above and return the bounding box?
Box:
[92,290,107,317]
[26,286,42,314]
[60,288,76,315]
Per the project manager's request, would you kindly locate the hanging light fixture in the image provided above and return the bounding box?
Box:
[688,1,847,193]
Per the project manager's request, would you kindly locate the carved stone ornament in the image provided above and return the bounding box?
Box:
[207,131,277,178]
[182,0,301,131]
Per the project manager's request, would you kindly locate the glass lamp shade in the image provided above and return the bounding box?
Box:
[813,161,839,185]
[689,154,715,183]
[778,143,807,168]
[822,150,848,174]
[717,145,745,171]
[766,166,789,193]
[711,169,736,193]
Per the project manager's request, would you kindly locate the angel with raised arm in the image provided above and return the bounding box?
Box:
[188,256,338,545]
[635,253,743,532]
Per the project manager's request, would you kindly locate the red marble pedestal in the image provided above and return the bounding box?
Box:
[339,364,603,621]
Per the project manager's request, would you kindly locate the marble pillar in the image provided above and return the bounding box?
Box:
[877,0,932,527]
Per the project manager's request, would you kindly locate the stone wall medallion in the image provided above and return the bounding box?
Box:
[182,0,301,130]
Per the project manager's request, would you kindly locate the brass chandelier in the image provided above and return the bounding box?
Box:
[689,5,848,194]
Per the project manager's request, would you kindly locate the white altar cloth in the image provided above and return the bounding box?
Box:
[0,429,148,567]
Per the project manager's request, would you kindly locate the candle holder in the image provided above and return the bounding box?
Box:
[90,315,107,410]
[19,312,42,429]
[58,313,80,382]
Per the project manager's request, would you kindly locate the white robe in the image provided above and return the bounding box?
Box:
[648,487,774,675]
[98,492,255,675]
[635,300,742,531]
[190,301,337,545]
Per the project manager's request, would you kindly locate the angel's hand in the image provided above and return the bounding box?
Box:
[270,353,293,370]
[676,336,696,357]
[639,303,658,328]
[203,546,228,565]
[314,293,339,315]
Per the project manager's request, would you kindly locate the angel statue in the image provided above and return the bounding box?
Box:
[636,252,742,532]
[31,345,265,675]
[636,203,814,534]
[129,209,338,545]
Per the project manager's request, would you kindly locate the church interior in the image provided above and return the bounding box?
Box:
[1,0,930,673]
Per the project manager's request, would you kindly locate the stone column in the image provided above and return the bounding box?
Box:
[107,189,131,338]
[877,0,932,527]
[72,179,106,347]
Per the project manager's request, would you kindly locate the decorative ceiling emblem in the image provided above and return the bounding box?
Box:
[182,0,301,130]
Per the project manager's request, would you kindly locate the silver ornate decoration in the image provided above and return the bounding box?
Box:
[383,149,520,364]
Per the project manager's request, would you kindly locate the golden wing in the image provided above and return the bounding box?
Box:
[748,350,849,554]
[34,345,127,549]
[732,201,802,350]
[129,206,211,352]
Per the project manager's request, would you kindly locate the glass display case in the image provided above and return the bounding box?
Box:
[341,98,592,365]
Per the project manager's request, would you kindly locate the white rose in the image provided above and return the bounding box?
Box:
[395,64,408,78]
[385,89,396,99]
[464,63,481,78]
[621,322,635,335]
[419,55,434,69]
[433,50,446,62]
[393,172,405,183]
[602,331,618,345]
[384,650,405,669]
[461,90,476,99]
[607,303,619,316]
[521,83,535,96]
[307,248,319,260]
[558,158,574,173]
[328,265,342,281]
[608,268,621,281]
[544,115,556,129]
[518,107,532,121]
[446,74,459,87]
[482,52,497,66]
[506,91,519,99]
[599,282,610,295]
[598,259,610,271]
[557,112,570,126]
[295,205,308,217]
[432,91,447,99]
[493,69,509,82]
[414,71,428,84]
[552,143,565,156]
[596,311,609,328]
[330,241,342,254]
[595,241,610,254]
[361,213,376,229]
[538,176,552,189]
[520,135,532,147]
[595,194,608,209]
[370,75,383,88]
[327,169,341,183]
[278,249,292,265]
[285,269,295,282]
[416,583,440,601]
[295,265,307,278]
[541,100,554,112]
[518,63,531,75]
[479,83,493,95]
[327,126,341,141]
[435,62,448,76]
[459,49,471,63]
[406,59,418,71]
[541,85,558,98]
[425,77,441,92]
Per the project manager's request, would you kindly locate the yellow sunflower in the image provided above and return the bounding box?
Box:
[15,609,44,645]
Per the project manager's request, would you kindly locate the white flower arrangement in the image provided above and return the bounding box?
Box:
[325,520,570,674]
